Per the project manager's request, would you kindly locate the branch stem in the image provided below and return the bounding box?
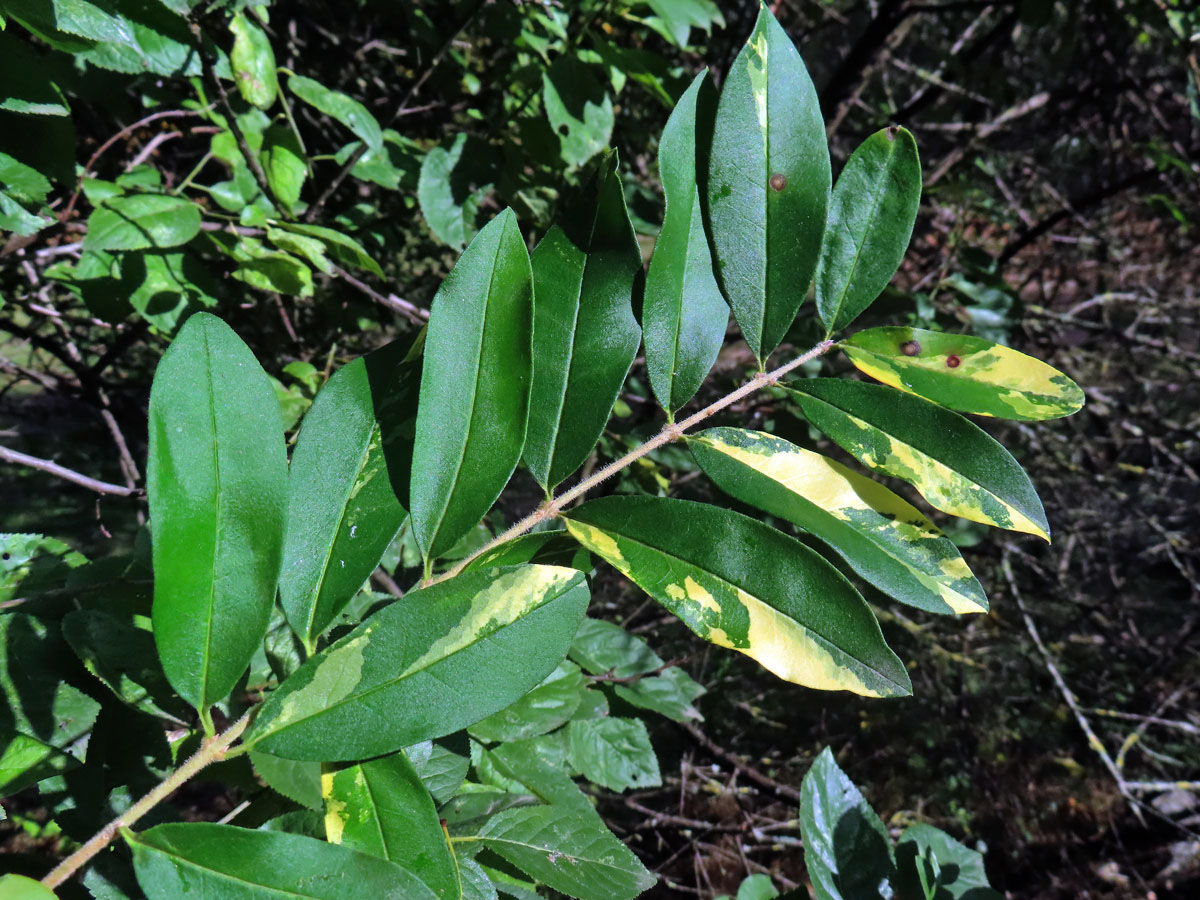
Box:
[42,713,251,889]
[437,339,833,584]
[0,444,142,497]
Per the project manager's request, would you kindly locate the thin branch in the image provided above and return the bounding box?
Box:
[677,720,802,803]
[330,265,429,326]
[436,340,834,583]
[0,444,142,497]
[42,713,251,889]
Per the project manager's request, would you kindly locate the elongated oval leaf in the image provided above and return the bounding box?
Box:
[707,5,830,362]
[280,341,419,647]
[323,750,459,900]
[288,75,382,152]
[245,565,589,761]
[128,823,438,900]
[84,194,202,252]
[690,428,987,615]
[410,209,533,560]
[229,12,277,110]
[0,730,80,795]
[785,379,1049,540]
[478,805,656,900]
[841,326,1085,420]
[564,497,910,697]
[816,127,922,335]
[644,70,727,413]
[523,153,642,490]
[148,313,287,713]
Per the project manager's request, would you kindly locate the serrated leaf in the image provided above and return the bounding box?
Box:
[645,0,725,46]
[543,56,614,167]
[644,70,727,413]
[565,497,910,697]
[479,805,656,900]
[470,661,587,743]
[410,210,533,561]
[0,730,80,795]
[706,5,830,362]
[289,75,382,153]
[523,152,642,490]
[841,327,1085,421]
[690,427,987,616]
[816,128,922,334]
[405,736,470,805]
[84,194,202,252]
[323,750,459,899]
[147,313,287,713]
[244,565,589,761]
[567,718,661,793]
[785,379,1050,540]
[128,823,439,899]
[461,858,499,900]
[280,341,418,647]
[800,749,893,900]
[229,12,277,110]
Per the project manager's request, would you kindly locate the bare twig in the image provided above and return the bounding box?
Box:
[677,721,802,803]
[0,444,142,497]
[330,265,429,326]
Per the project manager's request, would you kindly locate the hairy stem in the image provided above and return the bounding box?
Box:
[41,713,251,889]
[437,339,834,583]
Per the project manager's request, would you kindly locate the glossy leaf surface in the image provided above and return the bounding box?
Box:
[0,875,58,900]
[565,497,910,697]
[288,75,382,152]
[786,379,1050,540]
[800,748,894,900]
[245,565,589,761]
[405,737,470,805]
[280,341,418,645]
[690,428,987,615]
[128,823,438,899]
[147,313,287,712]
[841,327,1085,420]
[323,750,458,900]
[229,13,277,110]
[523,153,642,489]
[707,5,830,362]
[644,70,727,413]
[469,661,587,743]
[410,210,533,560]
[816,128,921,334]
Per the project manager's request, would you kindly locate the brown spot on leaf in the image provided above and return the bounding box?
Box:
[769,174,787,191]
[901,340,921,356]
[946,354,962,368]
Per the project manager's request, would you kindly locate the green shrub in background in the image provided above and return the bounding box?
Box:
[0,2,1087,898]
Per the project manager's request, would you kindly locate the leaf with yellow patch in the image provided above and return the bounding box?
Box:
[841,327,1085,420]
[690,427,987,616]
[786,379,1050,540]
[244,565,589,761]
[564,497,910,698]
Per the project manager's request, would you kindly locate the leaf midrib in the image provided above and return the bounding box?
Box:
[199,323,221,710]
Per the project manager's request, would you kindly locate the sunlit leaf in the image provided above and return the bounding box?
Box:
[567,717,661,793]
[84,194,202,252]
[229,12,277,110]
[289,75,383,152]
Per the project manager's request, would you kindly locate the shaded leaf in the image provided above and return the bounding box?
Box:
[289,75,382,152]
[0,730,80,795]
[645,0,725,47]
[84,195,202,252]
[894,824,1003,900]
[470,661,587,744]
[405,736,470,805]
[567,718,661,792]
[543,56,614,167]
[613,667,704,724]
[418,133,495,250]
[262,123,305,213]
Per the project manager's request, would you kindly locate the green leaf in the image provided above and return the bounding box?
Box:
[565,497,910,697]
[280,341,418,647]
[418,133,494,250]
[0,533,86,603]
[894,824,1002,900]
[543,56,614,167]
[800,748,894,900]
[84,195,202,252]
[0,874,59,900]
[644,70,727,413]
[271,222,383,278]
[816,128,922,335]
[288,75,382,153]
[690,428,987,616]
[147,313,288,713]
[785,379,1050,540]
[250,751,322,810]
[567,718,661,792]
[613,667,704,724]
[405,736,470,805]
[523,153,642,490]
[262,123,306,213]
[461,859,499,900]
[706,5,830,362]
[464,530,592,573]
[840,327,1085,421]
[323,750,459,899]
[228,238,314,297]
[0,730,80,795]
[0,33,68,116]
[470,661,587,743]
[244,565,589,761]
[128,823,439,899]
[410,210,533,561]
[478,805,656,900]
[738,874,780,900]
[229,12,277,110]
[645,0,725,47]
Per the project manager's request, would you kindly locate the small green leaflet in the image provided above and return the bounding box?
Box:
[643,70,727,414]
[418,133,494,250]
[245,565,589,761]
[523,152,642,490]
[706,5,830,362]
[147,314,287,714]
[785,378,1050,540]
[816,127,922,335]
[229,12,278,110]
[0,731,80,795]
[0,874,59,900]
[410,210,533,561]
[288,75,383,153]
[840,326,1085,420]
[689,427,987,616]
[565,496,910,697]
